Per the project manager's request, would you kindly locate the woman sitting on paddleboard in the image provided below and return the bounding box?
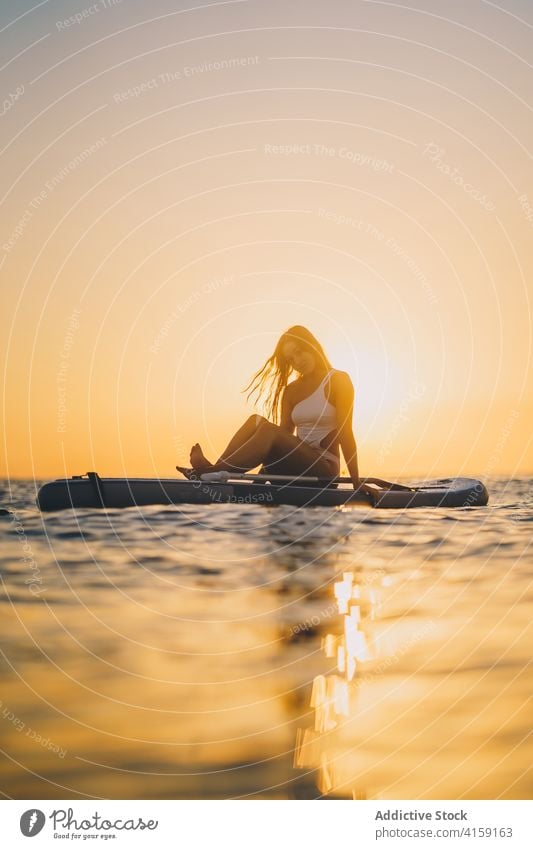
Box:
[178,325,391,495]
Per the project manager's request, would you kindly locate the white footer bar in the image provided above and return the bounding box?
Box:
[2,799,531,848]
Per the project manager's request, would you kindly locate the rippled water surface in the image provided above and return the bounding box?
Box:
[0,477,531,799]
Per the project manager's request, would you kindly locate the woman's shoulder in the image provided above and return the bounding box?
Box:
[283,378,301,399]
[330,369,352,384]
[329,370,354,397]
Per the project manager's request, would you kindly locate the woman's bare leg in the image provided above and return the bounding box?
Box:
[187,416,335,476]
[183,416,265,473]
[189,417,277,473]
[217,415,263,463]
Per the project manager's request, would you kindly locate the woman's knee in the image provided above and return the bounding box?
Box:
[248,414,271,429]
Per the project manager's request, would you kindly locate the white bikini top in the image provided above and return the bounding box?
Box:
[291,369,338,449]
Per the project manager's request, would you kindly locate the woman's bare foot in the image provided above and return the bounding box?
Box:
[176,444,216,479]
[190,442,214,473]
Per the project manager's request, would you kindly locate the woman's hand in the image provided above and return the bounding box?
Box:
[352,480,378,497]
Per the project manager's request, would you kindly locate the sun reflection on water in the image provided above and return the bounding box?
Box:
[295,571,382,796]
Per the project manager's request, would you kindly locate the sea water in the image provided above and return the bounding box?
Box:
[0,477,531,799]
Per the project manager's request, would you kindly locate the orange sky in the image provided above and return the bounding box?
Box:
[1,0,532,479]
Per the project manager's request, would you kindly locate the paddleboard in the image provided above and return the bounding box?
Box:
[36,473,489,511]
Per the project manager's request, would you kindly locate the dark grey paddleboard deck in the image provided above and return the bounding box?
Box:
[36,475,489,511]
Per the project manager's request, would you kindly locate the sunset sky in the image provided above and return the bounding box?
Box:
[1,0,532,479]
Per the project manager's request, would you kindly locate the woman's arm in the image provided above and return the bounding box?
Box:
[332,373,361,485]
[279,385,295,434]
[332,372,378,494]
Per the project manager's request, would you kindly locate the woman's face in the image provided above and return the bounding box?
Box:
[282,340,316,376]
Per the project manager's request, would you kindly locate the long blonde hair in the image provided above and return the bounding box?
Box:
[244,325,333,424]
